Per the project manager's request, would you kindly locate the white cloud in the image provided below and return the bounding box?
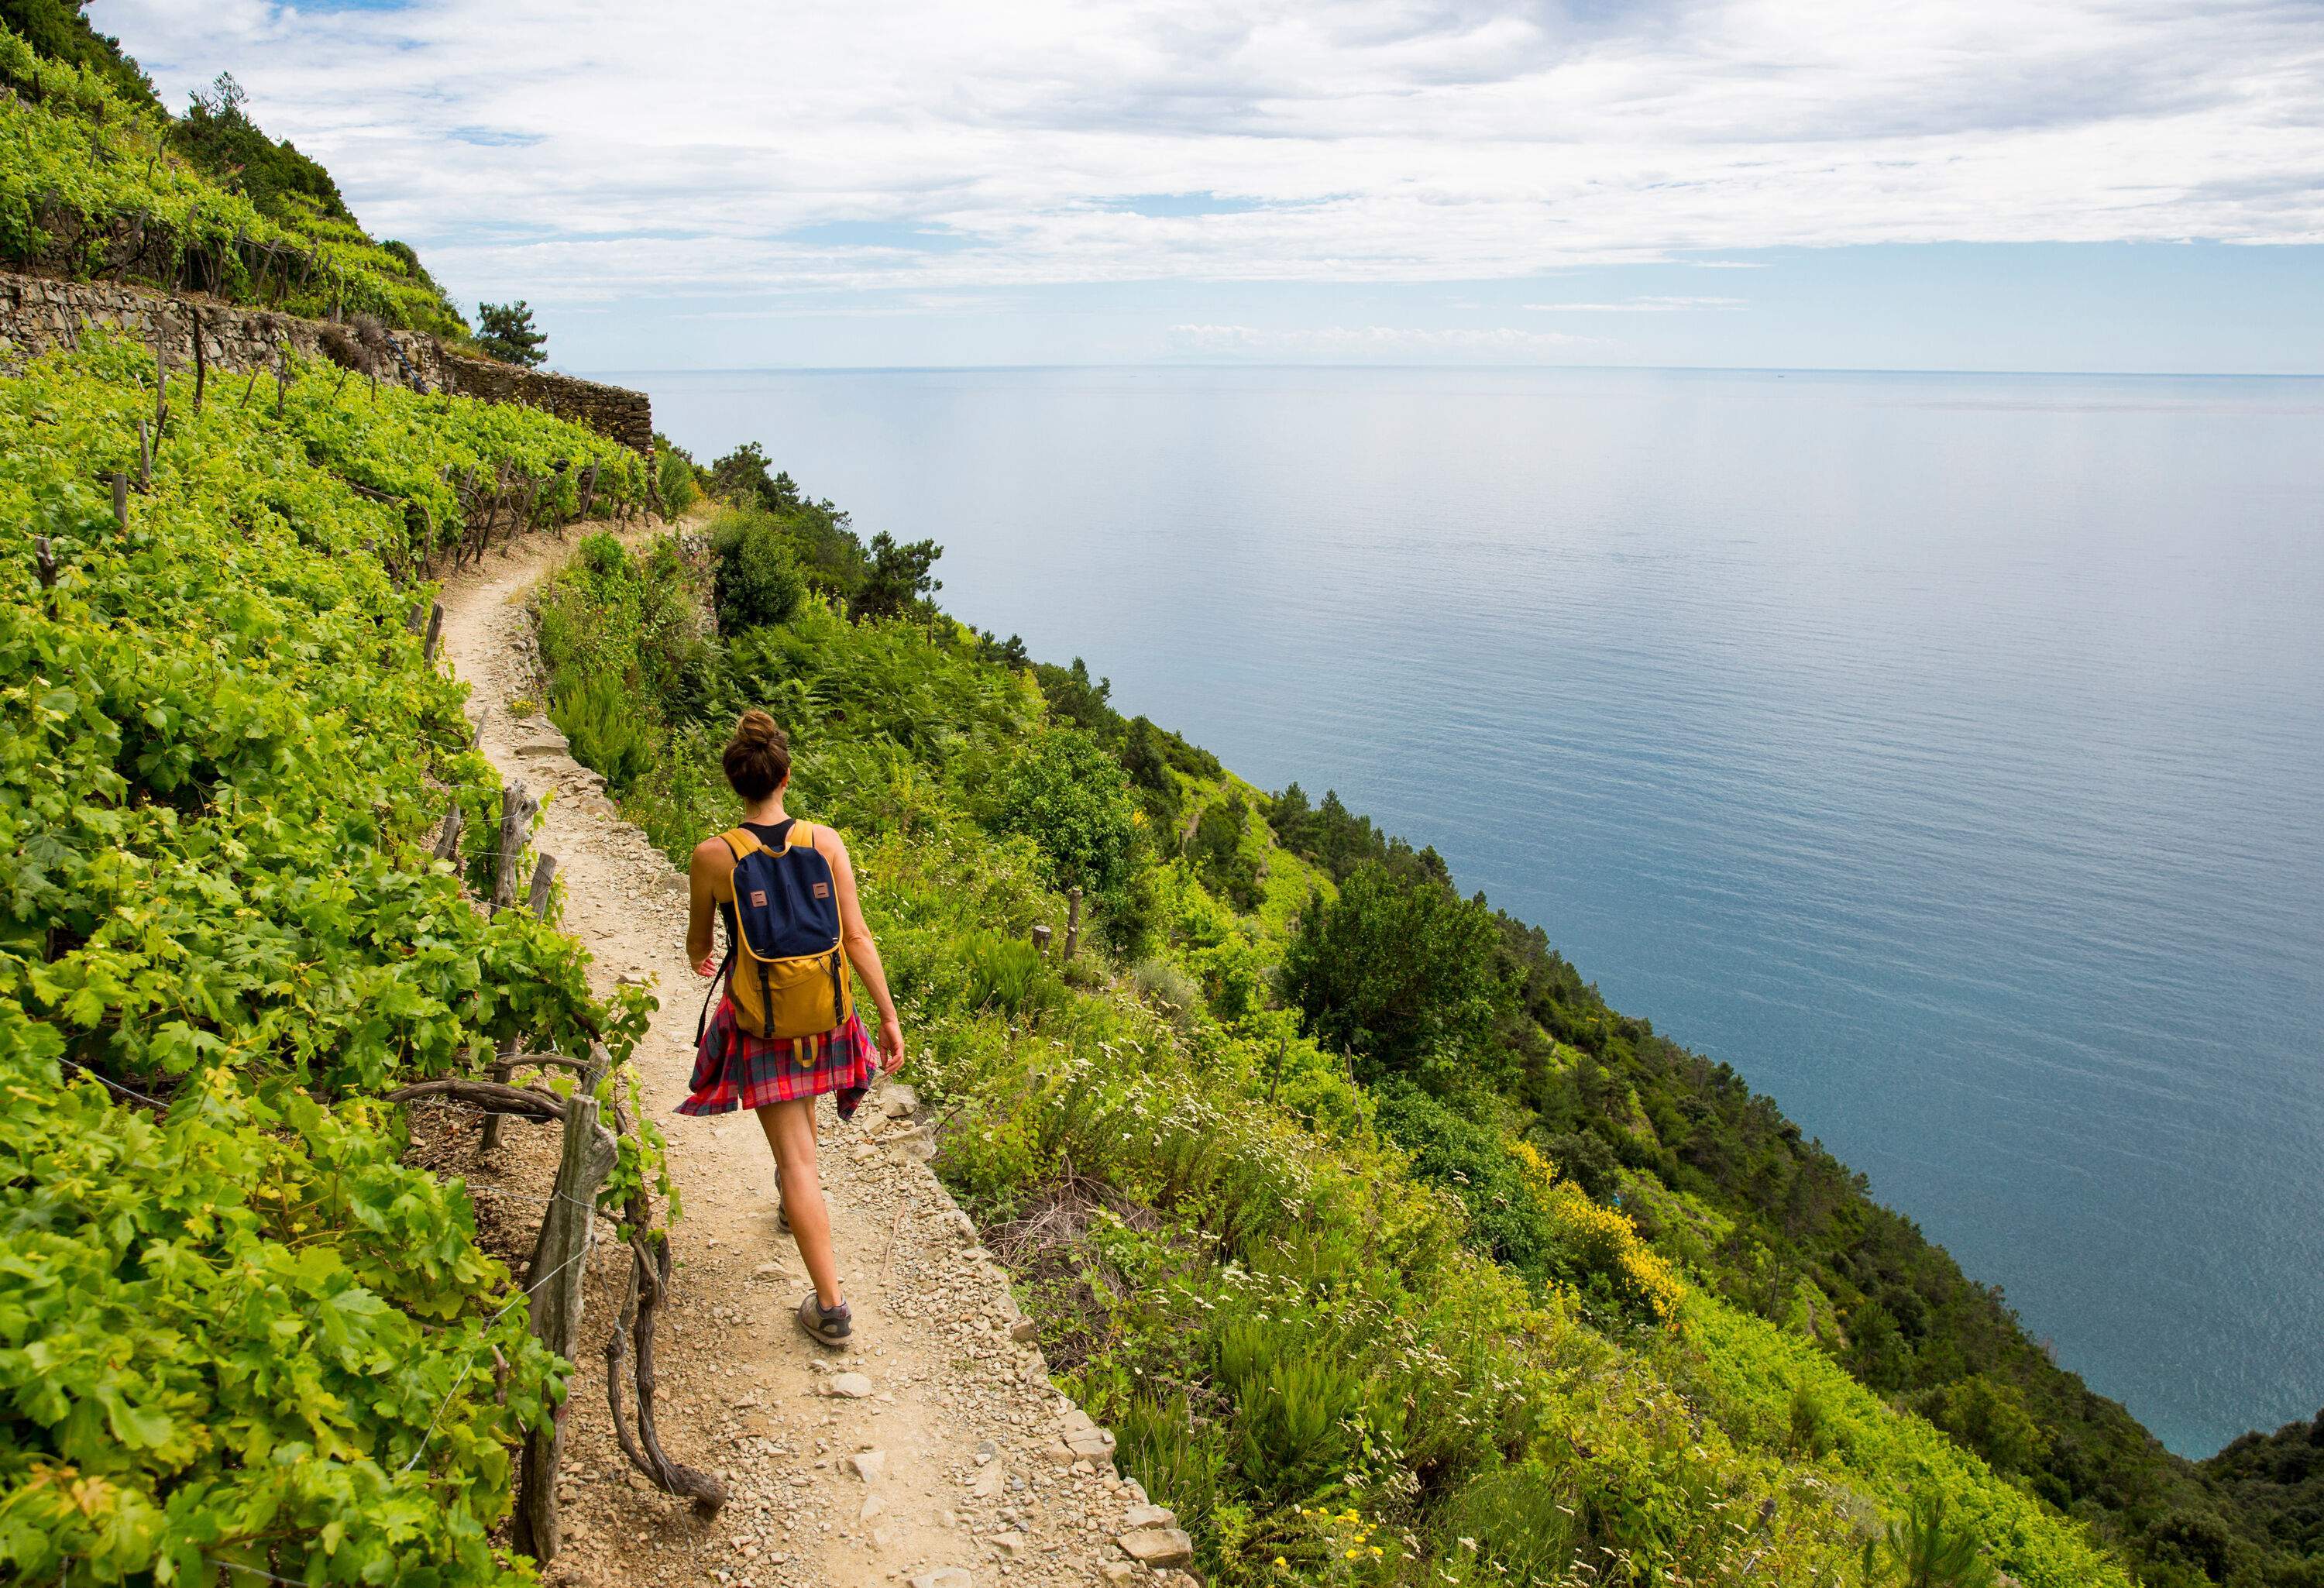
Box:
[1525,296,1746,311]
[96,0,2324,309]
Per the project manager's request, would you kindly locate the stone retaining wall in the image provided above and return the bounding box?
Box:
[0,270,650,452]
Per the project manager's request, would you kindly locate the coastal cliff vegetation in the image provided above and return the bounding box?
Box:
[527,455,2314,1586]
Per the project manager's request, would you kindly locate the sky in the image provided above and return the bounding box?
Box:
[97,0,2324,373]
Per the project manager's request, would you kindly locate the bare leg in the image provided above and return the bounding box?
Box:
[756,1098,841,1308]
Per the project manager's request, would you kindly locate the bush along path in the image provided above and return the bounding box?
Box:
[434,531,1171,1588]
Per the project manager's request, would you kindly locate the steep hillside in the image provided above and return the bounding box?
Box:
[0,332,651,1583]
[0,15,468,336]
[524,495,2175,1588]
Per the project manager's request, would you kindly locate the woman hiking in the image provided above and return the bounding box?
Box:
[679,709,905,1348]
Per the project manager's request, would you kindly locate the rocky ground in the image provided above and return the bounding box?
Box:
[420,522,1196,1588]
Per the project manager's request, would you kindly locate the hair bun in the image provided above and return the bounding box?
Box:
[722,710,792,799]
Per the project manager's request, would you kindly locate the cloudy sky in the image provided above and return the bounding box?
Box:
[100,0,2324,371]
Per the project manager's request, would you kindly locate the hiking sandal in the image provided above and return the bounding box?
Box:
[797,1292,851,1349]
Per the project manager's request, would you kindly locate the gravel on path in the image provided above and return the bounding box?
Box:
[429,524,1189,1588]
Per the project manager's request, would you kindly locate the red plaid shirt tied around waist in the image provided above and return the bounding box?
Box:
[677,995,876,1120]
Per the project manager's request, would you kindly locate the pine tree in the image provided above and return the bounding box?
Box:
[476,301,548,367]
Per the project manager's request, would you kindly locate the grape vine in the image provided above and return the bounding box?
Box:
[0,331,660,1585]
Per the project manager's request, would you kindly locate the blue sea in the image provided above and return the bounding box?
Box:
[624,364,2324,1459]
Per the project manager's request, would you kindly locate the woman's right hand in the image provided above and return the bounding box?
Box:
[696,953,719,978]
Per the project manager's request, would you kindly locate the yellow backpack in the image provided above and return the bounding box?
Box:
[709,823,853,1040]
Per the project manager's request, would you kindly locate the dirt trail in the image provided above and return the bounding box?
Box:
[430,526,1177,1588]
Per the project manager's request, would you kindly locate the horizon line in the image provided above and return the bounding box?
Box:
[567,359,2324,381]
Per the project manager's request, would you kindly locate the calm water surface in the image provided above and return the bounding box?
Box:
[622,365,2324,1457]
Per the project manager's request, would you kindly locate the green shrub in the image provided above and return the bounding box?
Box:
[1128,956,1199,1019]
[1920,1376,2048,1476]
[658,438,700,515]
[552,667,655,792]
[992,729,1138,895]
[1790,1383,1837,1458]
[1281,862,1514,1088]
[711,510,806,631]
[0,1026,559,1584]
[854,531,943,620]
[1374,1084,1563,1287]
[1193,792,1266,911]
[961,930,1062,1019]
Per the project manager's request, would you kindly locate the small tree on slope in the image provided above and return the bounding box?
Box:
[476,300,548,366]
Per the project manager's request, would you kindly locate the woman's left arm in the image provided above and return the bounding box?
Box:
[820,827,904,1072]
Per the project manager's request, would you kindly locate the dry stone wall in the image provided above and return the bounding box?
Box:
[0,270,650,452]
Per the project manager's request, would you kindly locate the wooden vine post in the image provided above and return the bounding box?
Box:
[1064,886,1083,962]
[150,328,170,449]
[480,781,544,1152]
[490,781,539,912]
[432,795,463,863]
[511,1075,618,1562]
[422,600,445,662]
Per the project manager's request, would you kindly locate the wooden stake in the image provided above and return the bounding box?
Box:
[479,807,545,1156]
[432,795,464,863]
[112,472,128,529]
[151,335,168,446]
[511,1090,618,1563]
[1064,886,1082,962]
[527,853,559,917]
[190,305,205,411]
[33,536,57,590]
[422,600,444,662]
[490,782,538,913]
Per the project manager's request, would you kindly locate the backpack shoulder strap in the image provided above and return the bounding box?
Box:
[785,821,815,850]
[720,827,764,861]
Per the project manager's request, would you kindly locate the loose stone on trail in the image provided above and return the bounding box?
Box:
[1117,1526,1196,1568]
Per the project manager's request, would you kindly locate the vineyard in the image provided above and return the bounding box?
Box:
[0,28,469,338]
[0,330,669,1584]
